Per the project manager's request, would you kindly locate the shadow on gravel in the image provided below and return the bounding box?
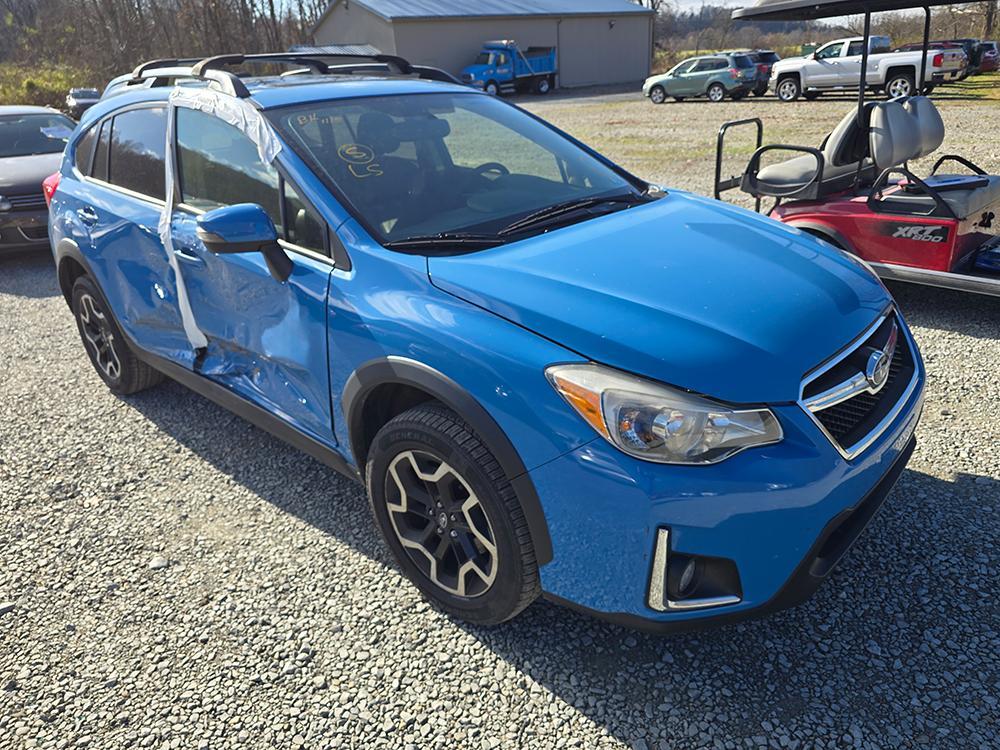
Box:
[887,280,1000,340]
[122,374,1000,747]
[0,251,59,299]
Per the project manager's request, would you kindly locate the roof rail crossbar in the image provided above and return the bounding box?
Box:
[127,50,418,99]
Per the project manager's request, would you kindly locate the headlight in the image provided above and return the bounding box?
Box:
[546,363,782,465]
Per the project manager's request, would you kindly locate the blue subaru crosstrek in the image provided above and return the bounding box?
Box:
[46,53,925,631]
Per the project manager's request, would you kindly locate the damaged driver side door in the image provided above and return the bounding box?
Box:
[167,107,336,444]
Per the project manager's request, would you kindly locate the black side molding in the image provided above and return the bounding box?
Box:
[343,356,554,566]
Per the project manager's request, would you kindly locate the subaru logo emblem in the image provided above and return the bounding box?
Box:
[864,322,898,391]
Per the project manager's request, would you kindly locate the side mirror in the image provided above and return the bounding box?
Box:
[196,203,293,282]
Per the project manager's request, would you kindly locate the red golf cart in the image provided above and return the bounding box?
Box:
[715,0,1000,297]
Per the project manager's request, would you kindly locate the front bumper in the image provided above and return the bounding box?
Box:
[531,333,925,631]
[0,208,49,254]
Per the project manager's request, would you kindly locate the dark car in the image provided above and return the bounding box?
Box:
[747,49,781,96]
[979,40,998,72]
[65,88,100,118]
[946,38,982,76]
[0,106,75,256]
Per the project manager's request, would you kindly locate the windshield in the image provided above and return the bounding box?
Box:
[268,92,640,246]
[0,113,75,158]
[474,52,492,65]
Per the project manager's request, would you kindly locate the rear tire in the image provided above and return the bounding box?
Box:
[753,88,767,97]
[803,90,822,100]
[776,75,801,102]
[731,91,746,101]
[71,275,164,395]
[649,85,666,104]
[885,71,915,99]
[366,403,540,625]
[535,76,551,95]
[707,83,726,102]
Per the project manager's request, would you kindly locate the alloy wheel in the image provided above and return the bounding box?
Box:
[77,293,122,381]
[650,86,666,104]
[778,80,798,101]
[887,77,911,98]
[708,85,725,102]
[385,450,498,598]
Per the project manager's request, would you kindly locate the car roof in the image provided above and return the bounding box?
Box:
[86,73,475,117]
[0,104,65,116]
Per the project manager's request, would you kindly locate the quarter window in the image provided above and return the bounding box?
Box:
[74,126,98,174]
[108,107,167,199]
[283,180,326,252]
[92,120,110,182]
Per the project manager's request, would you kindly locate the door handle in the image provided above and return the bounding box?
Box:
[76,206,98,225]
[174,246,205,267]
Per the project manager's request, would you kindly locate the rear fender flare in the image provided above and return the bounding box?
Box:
[788,220,857,254]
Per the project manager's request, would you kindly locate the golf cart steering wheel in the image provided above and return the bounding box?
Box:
[473,162,510,179]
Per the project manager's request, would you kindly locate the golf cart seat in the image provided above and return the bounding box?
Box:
[752,104,882,197]
[881,96,1000,218]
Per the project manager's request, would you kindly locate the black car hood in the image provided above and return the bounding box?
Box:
[0,152,63,194]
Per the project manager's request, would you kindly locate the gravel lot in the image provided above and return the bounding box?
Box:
[2,87,1000,750]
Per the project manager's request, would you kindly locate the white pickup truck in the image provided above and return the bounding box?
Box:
[770,35,967,101]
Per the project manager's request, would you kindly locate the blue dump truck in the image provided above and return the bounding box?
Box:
[459,40,558,96]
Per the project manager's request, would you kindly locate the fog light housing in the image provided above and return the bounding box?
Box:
[649,529,742,612]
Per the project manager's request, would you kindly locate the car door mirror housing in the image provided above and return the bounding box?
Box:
[196,203,293,282]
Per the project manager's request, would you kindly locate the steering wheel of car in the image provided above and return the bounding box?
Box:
[473,162,510,179]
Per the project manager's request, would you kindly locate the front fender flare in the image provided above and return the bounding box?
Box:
[342,356,554,566]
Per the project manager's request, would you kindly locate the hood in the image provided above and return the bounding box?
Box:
[428,192,890,404]
[461,64,492,79]
[0,152,63,194]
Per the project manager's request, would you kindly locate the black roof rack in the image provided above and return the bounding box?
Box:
[128,51,421,99]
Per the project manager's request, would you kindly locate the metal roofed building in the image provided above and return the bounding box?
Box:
[311,0,654,88]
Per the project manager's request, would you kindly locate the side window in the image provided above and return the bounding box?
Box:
[74,127,98,175]
[176,107,280,225]
[846,41,864,57]
[816,43,844,60]
[92,120,110,182]
[283,180,327,253]
[109,107,167,199]
[711,60,728,70]
[497,53,508,66]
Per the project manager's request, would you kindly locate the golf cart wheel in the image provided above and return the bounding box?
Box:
[366,403,540,625]
[484,80,499,96]
[71,275,164,395]
[886,72,915,99]
[776,76,801,102]
[649,85,667,104]
[803,91,822,100]
[707,83,726,102]
[535,76,551,95]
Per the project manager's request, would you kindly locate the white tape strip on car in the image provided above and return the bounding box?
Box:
[158,86,284,351]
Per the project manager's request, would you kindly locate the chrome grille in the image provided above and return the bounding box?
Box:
[801,310,917,458]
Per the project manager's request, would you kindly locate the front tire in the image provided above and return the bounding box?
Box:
[71,275,164,395]
[484,80,499,96]
[776,75,801,102]
[366,404,540,625]
[707,83,726,102]
[649,85,666,104]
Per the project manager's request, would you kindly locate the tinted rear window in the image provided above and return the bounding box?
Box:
[732,55,755,69]
[109,107,166,199]
[757,51,780,63]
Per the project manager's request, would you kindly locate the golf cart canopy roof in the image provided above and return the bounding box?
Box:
[733,0,971,21]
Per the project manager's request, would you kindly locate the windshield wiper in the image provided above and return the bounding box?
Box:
[497,194,646,237]
[382,232,506,250]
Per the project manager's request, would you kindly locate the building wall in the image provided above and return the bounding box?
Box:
[314,2,398,56]
[313,3,652,88]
